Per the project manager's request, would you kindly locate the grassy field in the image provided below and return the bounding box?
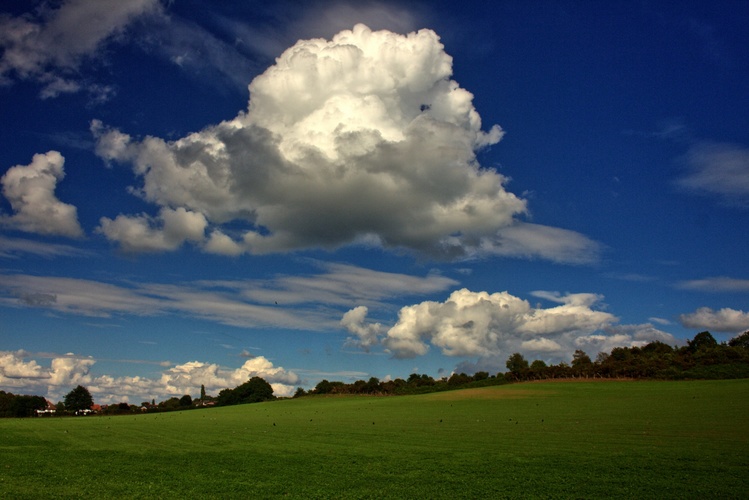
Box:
[1,379,747,499]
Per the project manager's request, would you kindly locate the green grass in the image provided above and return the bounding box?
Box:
[1,380,747,498]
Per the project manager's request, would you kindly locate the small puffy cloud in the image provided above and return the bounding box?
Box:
[343,288,626,360]
[0,350,298,404]
[677,142,749,206]
[0,0,161,98]
[93,24,597,262]
[342,306,385,351]
[0,151,83,237]
[575,323,679,354]
[679,307,749,333]
[0,350,47,381]
[98,207,207,253]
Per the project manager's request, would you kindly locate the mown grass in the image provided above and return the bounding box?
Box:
[1,379,747,498]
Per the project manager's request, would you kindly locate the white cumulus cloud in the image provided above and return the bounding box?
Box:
[98,207,207,253]
[93,24,597,263]
[679,307,749,333]
[343,288,676,361]
[0,151,83,237]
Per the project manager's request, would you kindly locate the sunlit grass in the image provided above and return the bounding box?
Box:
[1,379,747,498]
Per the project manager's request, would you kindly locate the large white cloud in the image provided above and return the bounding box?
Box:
[93,24,598,263]
[0,151,83,237]
[0,350,298,404]
[343,288,676,360]
[0,0,161,98]
[679,307,749,333]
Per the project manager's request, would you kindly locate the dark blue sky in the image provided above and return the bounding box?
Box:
[1,0,747,403]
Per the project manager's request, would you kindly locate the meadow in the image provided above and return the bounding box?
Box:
[1,379,747,499]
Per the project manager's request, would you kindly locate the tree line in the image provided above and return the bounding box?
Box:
[0,377,278,418]
[504,330,749,382]
[3,330,747,416]
[296,330,749,397]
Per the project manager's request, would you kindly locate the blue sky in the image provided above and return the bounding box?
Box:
[1,0,747,404]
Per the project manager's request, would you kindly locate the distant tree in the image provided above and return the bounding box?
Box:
[200,384,206,403]
[572,350,592,367]
[572,350,593,376]
[688,331,718,353]
[8,395,47,417]
[179,394,193,407]
[159,397,181,410]
[314,379,334,395]
[64,385,93,412]
[0,391,14,417]
[728,331,749,349]
[406,373,435,387]
[530,360,547,370]
[364,377,381,394]
[447,373,472,386]
[506,353,529,377]
[642,341,674,356]
[293,387,307,398]
[218,377,274,406]
[473,371,489,381]
[529,360,548,379]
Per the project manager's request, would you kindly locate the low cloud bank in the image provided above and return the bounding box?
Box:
[343,288,676,362]
[0,350,298,404]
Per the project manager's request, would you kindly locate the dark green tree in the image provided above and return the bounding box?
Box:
[529,359,548,379]
[179,394,193,407]
[688,331,718,353]
[314,379,334,394]
[728,331,749,349]
[218,377,274,406]
[64,385,93,412]
[9,395,47,417]
[364,377,381,394]
[572,350,593,376]
[293,387,307,398]
[572,350,592,367]
[506,353,529,377]
[200,384,206,403]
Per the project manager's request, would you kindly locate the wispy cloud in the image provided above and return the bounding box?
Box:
[0,263,457,330]
[677,276,749,293]
[0,0,162,99]
[676,142,749,206]
[0,236,89,259]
